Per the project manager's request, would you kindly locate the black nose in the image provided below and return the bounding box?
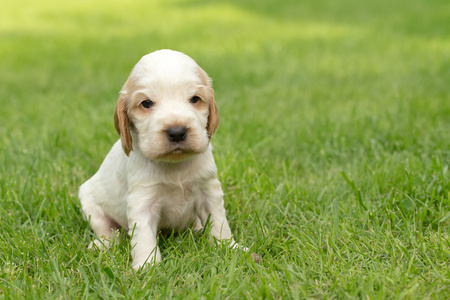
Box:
[166,126,187,143]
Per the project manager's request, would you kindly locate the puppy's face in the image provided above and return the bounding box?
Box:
[114,50,219,162]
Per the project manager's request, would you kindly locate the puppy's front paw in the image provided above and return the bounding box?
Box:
[229,240,249,252]
[132,248,162,270]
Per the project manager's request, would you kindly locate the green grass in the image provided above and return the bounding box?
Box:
[1,0,449,298]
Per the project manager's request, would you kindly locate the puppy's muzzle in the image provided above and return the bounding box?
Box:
[166,126,187,143]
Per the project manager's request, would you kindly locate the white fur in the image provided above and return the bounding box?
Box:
[79,50,241,270]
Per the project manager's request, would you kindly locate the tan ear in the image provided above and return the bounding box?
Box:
[197,66,220,139]
[114,93,133,156]
[207,88,220,139]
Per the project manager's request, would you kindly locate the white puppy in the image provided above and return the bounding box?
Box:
[79,49,240,270]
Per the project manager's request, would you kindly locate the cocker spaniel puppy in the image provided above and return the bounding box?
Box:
[79,50,242,270]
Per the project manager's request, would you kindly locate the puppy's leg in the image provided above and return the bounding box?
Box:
[193,216,204,232]
[199,178,247,251]
[81,203,119,249]
[127,193,161,270]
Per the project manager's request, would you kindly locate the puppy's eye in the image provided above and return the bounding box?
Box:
[189,96,200,104]
[141,100,154,109]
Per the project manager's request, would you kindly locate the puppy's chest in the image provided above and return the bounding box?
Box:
[157,180,199,202]
[156,181,203,228]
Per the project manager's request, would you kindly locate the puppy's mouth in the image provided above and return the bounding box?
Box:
[159,147,196,162]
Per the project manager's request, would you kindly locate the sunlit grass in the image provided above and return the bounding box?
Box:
[1,0,449,298]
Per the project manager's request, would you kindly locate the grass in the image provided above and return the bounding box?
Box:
[0,0,449,298]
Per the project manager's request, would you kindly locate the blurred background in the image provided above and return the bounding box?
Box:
[1,0,448,160]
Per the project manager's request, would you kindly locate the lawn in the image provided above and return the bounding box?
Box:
[1,0,449,298]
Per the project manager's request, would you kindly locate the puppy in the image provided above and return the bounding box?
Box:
[79,49,241,270]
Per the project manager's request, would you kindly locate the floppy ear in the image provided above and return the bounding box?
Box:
[197,66,220,139]
[114,93,133,156]
[207,89,220,139]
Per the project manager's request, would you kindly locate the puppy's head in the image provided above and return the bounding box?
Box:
[114,50,219,162]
